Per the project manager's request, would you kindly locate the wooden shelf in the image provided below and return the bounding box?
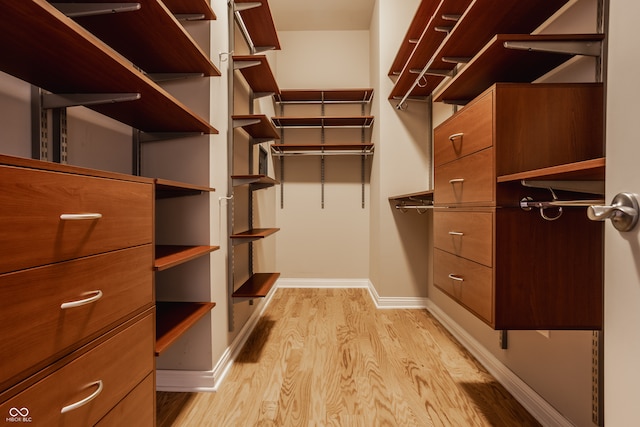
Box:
[434,34,605,103]
[155,178,215,199]
[389,190,434,202]
[234,0,281,52]
[232,114,280,140]
[155,301,215,356]
[55,0,220,76]
[154,245,220,271]
[0,1,216,134]
[231,174,279,189]
[388,0,442,77]
[162,0,217,20]
[389,0,472,100]
[274,89,374,104]
[498,158,605,183]
[233,55,280,95]
[232,272,280,299]
[270,143,374,156]
[390,0,571,101]
[230,228,280,245]
[272,116,374,128]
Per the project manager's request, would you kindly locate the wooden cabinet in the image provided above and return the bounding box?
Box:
[0,156,155,424]
[432,84,604,329]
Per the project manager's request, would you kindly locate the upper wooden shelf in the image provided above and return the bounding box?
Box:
[233,0,281,52]
[498,158,605,183]
[233,55,280,95]
[270,143,374,156]
[0,1,216,134]
[389,0,472,100]
[54,0,220,76]
[388,0,441,77]
[274,89,374,104]
[272,116,374,128]
[154,245,220,271]
[232,114,280,140]
[231,174,279,189]
[155,301,216,356]
[155,178,215,199]
[230,228,280,245]
[232,272,280,300]
[162,0,217,20]
[434,34,605,103]
[390,0,571,101]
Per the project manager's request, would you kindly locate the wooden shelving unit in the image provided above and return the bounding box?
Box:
[0,1,217,134]
[434,34,605,103]
[232,114,280,140]
[390,0,571,103]
[155,301,216,356]
[271,143,374,156]
[54,0,220,76]
[233,55,280,95]
[272,116,375,128]
[232,272,281,299]
[233,0,281,53]
[154,245,220,271]
[274,88,374,104]
[230,228,281,244]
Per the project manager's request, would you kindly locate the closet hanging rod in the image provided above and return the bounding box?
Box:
[520,198,604,209]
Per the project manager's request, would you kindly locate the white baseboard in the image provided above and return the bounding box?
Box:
[425,300,574,427]
[276,277,370,289]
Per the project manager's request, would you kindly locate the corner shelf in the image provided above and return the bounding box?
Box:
[55,0,221,76]
[272,116,375,128]
[155,301,216,356]
[230,228,280,245]
[233,0,281,53]
[232,114,280,140]
[270,143,374,157]
[231,174,279,189]
[0,1,216,133]
[154,245,220,271]
[232,272,280,300]
[233,55,280,96]
[434,34,605,103]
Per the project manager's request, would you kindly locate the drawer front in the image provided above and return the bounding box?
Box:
[0,165,153,274]
[0,312,153,426]
[96,374,154,426]
[433,210,493,267]
[0,245,153,389]
[434,90,493,167]
[434,148,495,206]
[434,249,493,325]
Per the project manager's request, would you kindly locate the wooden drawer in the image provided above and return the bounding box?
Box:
[434,148,495,206]
[0,311,153,426]
[0,165,153,274]
[434,249,493,325]
[0,245,153,390]
[434,90,493,167]
[96,373,154,426]
[433,210,493,267]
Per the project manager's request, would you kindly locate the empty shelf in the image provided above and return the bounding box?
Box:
[155,301,216,356]
[274,89,374,104]
[272,116,374,128]
[162,0,217,20]
[232,272,280,299]
[232,114,280,140]
[155,178,215,199]
[498,158,605,183]
[434,34,605,103]
[55,0,220,76]
[233,55,280,95]
[232,174,279,189]
[271,143,374,156]
[389,190,434,202]
[234,0,281,52]
[154,245,220,271]
[231,228,280,245]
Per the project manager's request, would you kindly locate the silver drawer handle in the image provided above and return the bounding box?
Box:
[448,231,464,236]
[60,380,103,414]
[449,132,464,142]
[60,290,103,309]
[448,274,464,282]
[449,178,465,184]
[60,213,103,220]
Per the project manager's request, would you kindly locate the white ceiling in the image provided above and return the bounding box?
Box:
[268,0,376,31]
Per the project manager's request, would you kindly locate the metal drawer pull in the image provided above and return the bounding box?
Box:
[60,380,103,414]
[60,213,103,220]
[448,274,464,282]
[449,178,465,184]
[60,290,103,309]
[449,132,464,141]
[448,231,464,236]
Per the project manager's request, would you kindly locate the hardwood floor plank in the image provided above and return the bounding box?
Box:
[156,288,541,427]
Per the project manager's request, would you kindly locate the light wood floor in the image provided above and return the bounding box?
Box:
[156,288,541,426]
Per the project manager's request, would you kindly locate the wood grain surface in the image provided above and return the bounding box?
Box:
[157,288,540,426]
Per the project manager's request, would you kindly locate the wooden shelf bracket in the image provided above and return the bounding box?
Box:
[51,2,141,18]
[503,40,603,57]
[42,93,141,109]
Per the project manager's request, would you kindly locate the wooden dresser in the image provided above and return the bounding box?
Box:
[0,155,155,425]
[433,83,604,329]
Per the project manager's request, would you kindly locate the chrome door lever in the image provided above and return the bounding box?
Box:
[588,192,639,232]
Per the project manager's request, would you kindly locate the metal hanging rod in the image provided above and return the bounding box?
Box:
[271,150,374,157]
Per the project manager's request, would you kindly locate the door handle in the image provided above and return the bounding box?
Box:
[588,192,639,232]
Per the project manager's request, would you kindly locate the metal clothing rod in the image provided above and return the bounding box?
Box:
[272,151,374,157]
[520,199,604,209]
